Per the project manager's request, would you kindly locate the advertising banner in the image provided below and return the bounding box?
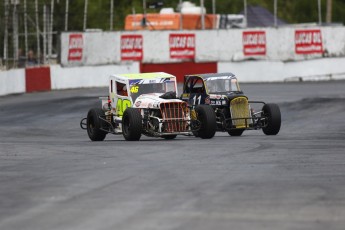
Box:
[295,29,323,54]
[125,14,180,30]
[242,31,266,56]
[121,35,143,61]
[169,33,195,59]
[68,34,83,61]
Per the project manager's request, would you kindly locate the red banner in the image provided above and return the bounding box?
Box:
[68,34,83,61]
[121,35,143,61]
[169,34,195,59]
[295,30,323,54]
[243,31,266,56]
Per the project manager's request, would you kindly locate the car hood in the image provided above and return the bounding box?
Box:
[134,93,184,109]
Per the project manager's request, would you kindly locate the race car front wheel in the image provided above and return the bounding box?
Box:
[262,103,281,135]
[195,105,217,139]
[122,108,142,141]
[87,108,107,141]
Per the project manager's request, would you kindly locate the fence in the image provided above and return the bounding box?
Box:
[1,0,59,70]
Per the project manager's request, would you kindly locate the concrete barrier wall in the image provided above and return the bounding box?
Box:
[0,69,25,96]
[61,27,345,67]
[218,57,345,82]
[0,62,139,96]
[50,62,140,89]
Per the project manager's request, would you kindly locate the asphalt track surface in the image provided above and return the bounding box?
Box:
[1,81,345,230]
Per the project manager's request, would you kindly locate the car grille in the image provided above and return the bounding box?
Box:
[160,102,188,132]
[230,97,251,128]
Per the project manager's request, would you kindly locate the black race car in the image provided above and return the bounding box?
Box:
[180,73,281,136]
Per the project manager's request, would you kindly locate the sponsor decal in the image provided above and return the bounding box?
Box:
[68,34,83,61]
[135,100,141,107]
[116,98,132,117]
[210,94,222,99]
[243,31,266,56]
[121,35,143,61]
[169,34,195,59]
[210,100,222,105]
[295,29,323,54]
[130,86,139,93]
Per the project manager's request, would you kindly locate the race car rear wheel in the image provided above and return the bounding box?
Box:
[122,108,142,141]
[87,108,107,141]
[162,135,177,140]
[228,129,245,136]
[195,105,217,139]
[262,103,281,135]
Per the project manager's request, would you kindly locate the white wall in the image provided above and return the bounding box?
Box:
[50,62,140,90]
[1,58,344,97]
[0,69,25,96]
[218,57,345,82]
[60,27,345,67]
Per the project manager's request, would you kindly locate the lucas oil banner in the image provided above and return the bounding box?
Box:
[169,34,195,59]
[295,29,323,54]
[68,34,83,61]
[121,35,143,61]
[242,31,266,56]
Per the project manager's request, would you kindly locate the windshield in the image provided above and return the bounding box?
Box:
[205,77,241,94]
[129,80,176,102]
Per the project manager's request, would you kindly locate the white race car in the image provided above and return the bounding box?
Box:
[80,72,216,141]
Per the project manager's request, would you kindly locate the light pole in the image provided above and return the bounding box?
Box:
[142,0,147,27]
[212,0,216,29]
[110,0,114,30]
[83,0,88,31]
[200,0,205,30]
[4,0,9,66]
[179,0,182,30]
[274,0,277,27]
[244,0,247,27]
[318,0,322,25]
[24,0,28,60]
[35,0,40,64]
[326,0,332,23]
[65,0,69,31]
[12,0,19,63]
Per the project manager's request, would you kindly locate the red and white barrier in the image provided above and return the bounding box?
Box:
[1,57,345,97]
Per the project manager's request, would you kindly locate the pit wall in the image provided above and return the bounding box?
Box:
[1,58,345,97]
[0,63,139,96]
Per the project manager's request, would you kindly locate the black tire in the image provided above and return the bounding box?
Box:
[162,135,177,140]
[228,129,245,136]
[195,105,217,139]
[262,103,281,135]
[122,108,142,141]
[87,108,107,141]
